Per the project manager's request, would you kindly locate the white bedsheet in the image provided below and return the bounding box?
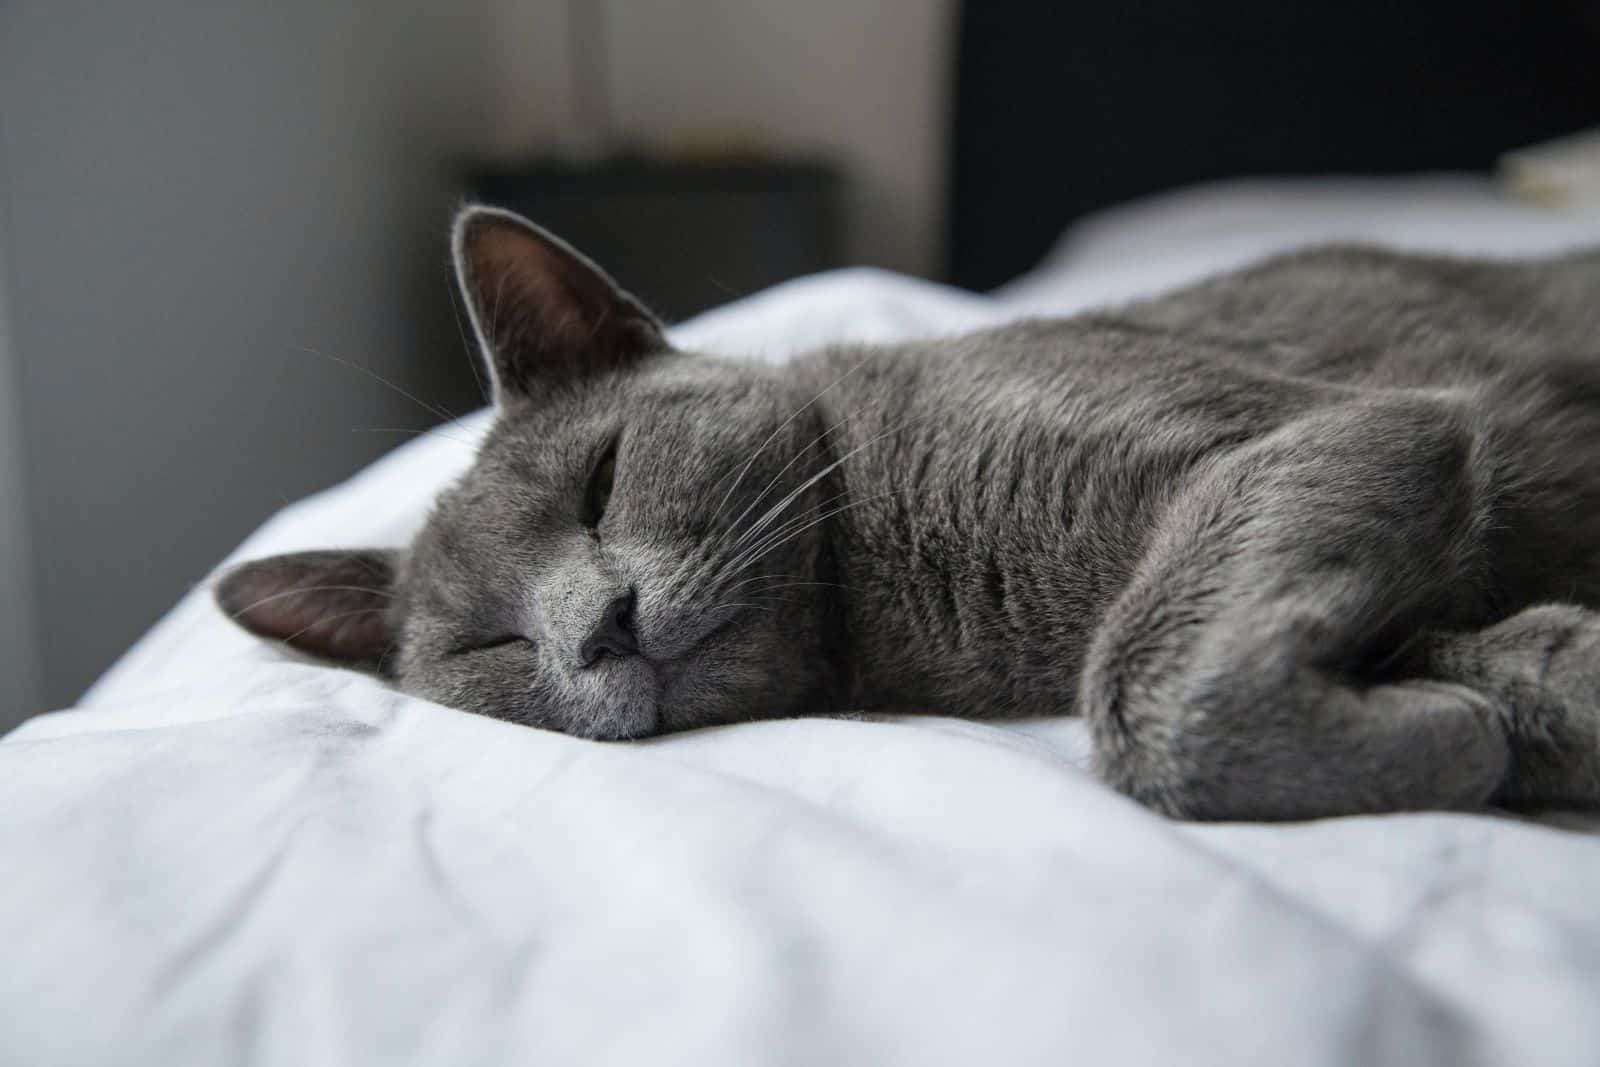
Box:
[6,177,1600,1066]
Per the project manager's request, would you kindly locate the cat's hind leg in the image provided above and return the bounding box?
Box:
[1082,399,1518,820]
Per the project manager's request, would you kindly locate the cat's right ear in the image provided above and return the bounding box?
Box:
[451,205,670,405]
[215,549,399,671]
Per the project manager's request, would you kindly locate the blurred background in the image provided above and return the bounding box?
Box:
[0,1,954,727]
[0,0,1596,729]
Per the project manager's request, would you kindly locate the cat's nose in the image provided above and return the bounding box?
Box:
[579,589,639,666]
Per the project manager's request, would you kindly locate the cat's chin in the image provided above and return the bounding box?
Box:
[582,710,660,741]
[577,654,663,740]
[570,699,660,740]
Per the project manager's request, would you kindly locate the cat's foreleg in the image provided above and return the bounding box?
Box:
[1080,400,1509,820]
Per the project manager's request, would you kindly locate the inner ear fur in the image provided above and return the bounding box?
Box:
[215,549,399,670]
[451,205,669,402]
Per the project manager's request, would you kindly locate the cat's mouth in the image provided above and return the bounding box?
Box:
[584,653,662,739]
[582,598,765,738]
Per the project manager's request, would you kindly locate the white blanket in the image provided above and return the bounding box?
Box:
[6,177,1600,1066]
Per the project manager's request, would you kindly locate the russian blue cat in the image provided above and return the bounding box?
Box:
[219,206,1600,820]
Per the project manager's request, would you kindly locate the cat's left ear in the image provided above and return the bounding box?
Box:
[451,205,670,404]
[215,549,400,670]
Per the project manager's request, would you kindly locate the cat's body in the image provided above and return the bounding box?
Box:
[220,208,1600,820]
[813,246,1600,717]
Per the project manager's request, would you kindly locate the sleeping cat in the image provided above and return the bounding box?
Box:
[219,205,1600,821]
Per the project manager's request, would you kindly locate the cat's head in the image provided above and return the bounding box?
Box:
[217,206,845,738]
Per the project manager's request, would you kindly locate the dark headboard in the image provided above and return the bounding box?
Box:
[946,2,1600,290]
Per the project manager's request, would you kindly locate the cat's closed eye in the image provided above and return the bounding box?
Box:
[584,441,617,532]
[455,634,530,656]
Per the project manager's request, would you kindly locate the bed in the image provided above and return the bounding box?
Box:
[5,177,1600,1065]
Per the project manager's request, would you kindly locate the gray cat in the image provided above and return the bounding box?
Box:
[218,205,1600,821]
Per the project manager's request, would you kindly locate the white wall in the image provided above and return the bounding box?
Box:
[484,0,959,278]
[1,2,501,707]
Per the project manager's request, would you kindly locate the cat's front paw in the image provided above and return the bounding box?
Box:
[1426,604,1600,808]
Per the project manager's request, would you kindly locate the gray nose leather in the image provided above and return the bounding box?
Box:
[580,590,639,666]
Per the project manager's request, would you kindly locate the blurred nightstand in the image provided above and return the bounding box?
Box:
[465,158,844,322]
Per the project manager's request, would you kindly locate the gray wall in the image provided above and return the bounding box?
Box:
[0,1,958,719]
[0,139,43,731]
[1,2,498,711]
[485,0,958,277]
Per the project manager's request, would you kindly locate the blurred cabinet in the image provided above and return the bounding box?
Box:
[466,159,843,322]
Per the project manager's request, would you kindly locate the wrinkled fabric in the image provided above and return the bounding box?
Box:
[6,177,1600,1066]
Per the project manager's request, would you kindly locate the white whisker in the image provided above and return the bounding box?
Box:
[295,344,460,425]
[723,408,929,567]
[719,493,898,586]
[280,607,389,647]
[225,584,395,618]
[723,397,885,554]
[707,355,871,526]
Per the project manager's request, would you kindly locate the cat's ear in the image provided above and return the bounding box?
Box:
[215,549,399,670]
[451,205,669,404]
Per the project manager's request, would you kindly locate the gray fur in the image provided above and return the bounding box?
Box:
[218,207,1600,821]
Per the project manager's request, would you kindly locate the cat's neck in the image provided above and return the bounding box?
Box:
[790,342,1125,718]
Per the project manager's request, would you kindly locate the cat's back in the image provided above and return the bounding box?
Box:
[1114,242,1600,389]
[1094,243,1600,615]
[799,243,1600,419]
